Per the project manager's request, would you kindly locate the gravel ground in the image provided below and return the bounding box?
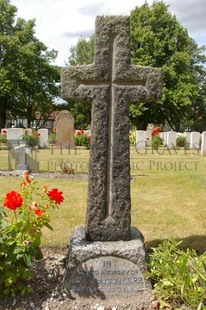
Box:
[0,170,88,180]
[0,249,159,310]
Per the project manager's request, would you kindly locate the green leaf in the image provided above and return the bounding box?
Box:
[24,254,32,266]
[44,222,53,231]
[35,248,44,261]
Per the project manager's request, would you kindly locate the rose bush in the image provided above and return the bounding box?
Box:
[0,130,7,150]
[151,127,162,150]
[74,130,91,149]
[22,130,40,149]
[0,173,64,295]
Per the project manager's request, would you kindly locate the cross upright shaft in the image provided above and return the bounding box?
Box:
[61,16,162,241]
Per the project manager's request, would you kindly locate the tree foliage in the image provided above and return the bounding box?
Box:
[68,36,94,66]
[66,36,94,129]
[65,1,206,131]
[130,1,206,131]
[0,0,60,129]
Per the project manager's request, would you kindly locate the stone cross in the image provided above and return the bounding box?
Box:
[61,16,162,241]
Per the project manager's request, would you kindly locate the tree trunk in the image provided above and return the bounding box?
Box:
[0,109,6,129]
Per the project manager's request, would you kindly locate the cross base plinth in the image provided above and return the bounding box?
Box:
[63,226,152,305]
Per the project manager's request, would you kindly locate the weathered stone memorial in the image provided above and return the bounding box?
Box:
[13,145,28,173]
[55,110,75,147]
[61,16,162,302]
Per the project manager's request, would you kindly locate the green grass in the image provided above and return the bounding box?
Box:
[0,147,206,253]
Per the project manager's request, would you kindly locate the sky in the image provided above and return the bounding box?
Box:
[10,0,206,66]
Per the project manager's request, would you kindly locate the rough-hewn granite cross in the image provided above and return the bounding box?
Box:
[61,16,162,241]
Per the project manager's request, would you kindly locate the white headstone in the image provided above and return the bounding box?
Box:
[38,129,48,148]
[6,128,24,141]
[145,131,151,144]
[201,131,206,156]
[183,132,191,144]
[159,132,167,145]
[84,129,92,137]
[166,131,176,148]
[136,130,146,149]
[190,132,200,149]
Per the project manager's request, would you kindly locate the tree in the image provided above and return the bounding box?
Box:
[67,36,94,66]
[130,1,206,131]
[66,36,94,129]
[65,2,206,131]
[0,0,59,129]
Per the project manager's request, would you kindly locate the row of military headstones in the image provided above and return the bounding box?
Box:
[1,128,48,148]
[136,130,206,155]
[0,127,91,148]
[2,128,206,154]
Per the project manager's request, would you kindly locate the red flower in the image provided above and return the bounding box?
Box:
[34,209,44,217]
[88,136,92,141]
[151,127,161,137]
[21,181,27,188]
[81,130,85,134]
[47,188,64,205]
[24,172,31,183]
[3,191,23,210]
[2,129,7,134]
[77,131,81,136]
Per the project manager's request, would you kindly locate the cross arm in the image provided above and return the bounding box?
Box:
[114,65,162,102]
[61,64,96,102]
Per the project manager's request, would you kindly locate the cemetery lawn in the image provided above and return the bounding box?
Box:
[0,147,205,254]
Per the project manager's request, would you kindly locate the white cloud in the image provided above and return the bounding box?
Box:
[10,0,206,66]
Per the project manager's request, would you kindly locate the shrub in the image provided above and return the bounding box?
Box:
[148,239,206,309]
[0,173,64,295]
[129,131,136,145]
[151,135,163,150]
[74,130,91,149]
[176,134,187,147]
[22,130,40,148]
[0,131,7,150]
[151,127,163,150]
[48,128,57,144]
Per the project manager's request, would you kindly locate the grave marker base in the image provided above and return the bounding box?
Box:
[63,226,152,302]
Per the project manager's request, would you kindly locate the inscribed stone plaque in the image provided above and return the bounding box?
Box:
[55,110,74,147]
[68,256,145,299]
